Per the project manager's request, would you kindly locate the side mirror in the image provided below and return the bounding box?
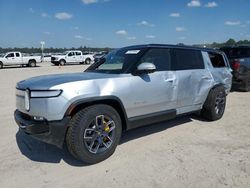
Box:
[136,63,156,75]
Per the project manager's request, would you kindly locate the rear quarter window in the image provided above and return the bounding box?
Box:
[208,52,226,68]
[171,49,204,70]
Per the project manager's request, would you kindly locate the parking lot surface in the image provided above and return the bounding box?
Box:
[0,62,250,188]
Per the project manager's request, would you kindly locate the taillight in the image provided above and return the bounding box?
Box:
[232,60,240,71]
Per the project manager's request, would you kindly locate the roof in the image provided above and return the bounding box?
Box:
[122,44,219,53]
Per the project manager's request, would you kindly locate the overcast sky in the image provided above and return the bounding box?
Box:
[0,0,250,48]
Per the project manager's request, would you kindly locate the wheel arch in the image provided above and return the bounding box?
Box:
[59,59,66,62]
[202,83,226,108]
[29,59,36,63]
[65,96,128,131]
[211,83,225,91]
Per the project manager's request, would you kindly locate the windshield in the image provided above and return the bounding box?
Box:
[88,48,144,74]
[61,51,69,55]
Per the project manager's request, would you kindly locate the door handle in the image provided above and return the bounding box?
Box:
[202,76,210,80]
[166,79,174,82]
[165,78,175,83]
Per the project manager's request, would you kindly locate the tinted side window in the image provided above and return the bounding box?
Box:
[68,52,74,56]
[171,49,204,70]
[208,52,226,68]
[76,52,81,56]
[238,48,250,58]
[6,53,14,58]
[15,53,20,57]
[139,48,171,71]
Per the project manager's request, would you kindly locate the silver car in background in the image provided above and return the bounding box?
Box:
[14,44,232,164]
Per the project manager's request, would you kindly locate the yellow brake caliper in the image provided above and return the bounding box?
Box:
[103,119,110,142]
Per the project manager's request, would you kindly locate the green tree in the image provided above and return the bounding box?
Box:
[225,38,236,46]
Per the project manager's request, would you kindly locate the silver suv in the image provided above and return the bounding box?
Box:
[14,44,232,164]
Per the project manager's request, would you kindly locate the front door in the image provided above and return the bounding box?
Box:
[128,48,177,118]
[5,52,15,65]
[67,52,76,63]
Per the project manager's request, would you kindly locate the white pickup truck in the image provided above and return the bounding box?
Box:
[51,50,94,66]
[0,52,41,69]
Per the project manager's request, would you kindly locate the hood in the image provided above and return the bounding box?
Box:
[52,55,65,58]
[16,72,121,90]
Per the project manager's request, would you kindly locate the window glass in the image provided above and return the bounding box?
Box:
[238,48,250,58]
[171,49,204,70]
[89,48,143,74]
[68,52,74,56]
[221,47,250,58]
[138,48,171,71]
[15,53,20,57]
[75,52,81,56]
[6,53,14,58]
[208,52,226,68]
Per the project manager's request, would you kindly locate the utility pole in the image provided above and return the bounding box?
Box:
[40,41,45,62]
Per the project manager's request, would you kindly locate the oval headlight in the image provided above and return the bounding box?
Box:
[24,89,30,111]
[30,90,62,98]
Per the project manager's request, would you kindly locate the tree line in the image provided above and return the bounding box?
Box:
[193,38,250,48]
[0,39,250,54]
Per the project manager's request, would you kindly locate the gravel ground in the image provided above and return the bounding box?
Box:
[0,62,250,188]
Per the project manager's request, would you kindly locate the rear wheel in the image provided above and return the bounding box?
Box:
[28,60,36,67]
[201,86,226,121]
[0,62,3,69]
[66,104,122,164]
[243,73,250,92]
[85,58,91,64]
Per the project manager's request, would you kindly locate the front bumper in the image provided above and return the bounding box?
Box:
[51,60,60,65]
[14,110,70,148]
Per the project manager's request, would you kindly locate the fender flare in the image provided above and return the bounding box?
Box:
[65,96,129,130]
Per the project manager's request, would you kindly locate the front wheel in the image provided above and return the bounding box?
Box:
[201,86,226,121]
[66,104,122,164]
[59,59,66,66]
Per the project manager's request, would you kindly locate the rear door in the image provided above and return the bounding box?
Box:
[128,48,177,117]
[75,51,82,63]
[171,48,213,114]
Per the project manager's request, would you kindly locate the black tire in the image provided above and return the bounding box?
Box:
[201,86,226,121]
[0,62,3,69]
[28,60,36,67]
[66,104,122,164]
[242,73,250,92]
[59,59,66,66]
[85,58,91,64]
